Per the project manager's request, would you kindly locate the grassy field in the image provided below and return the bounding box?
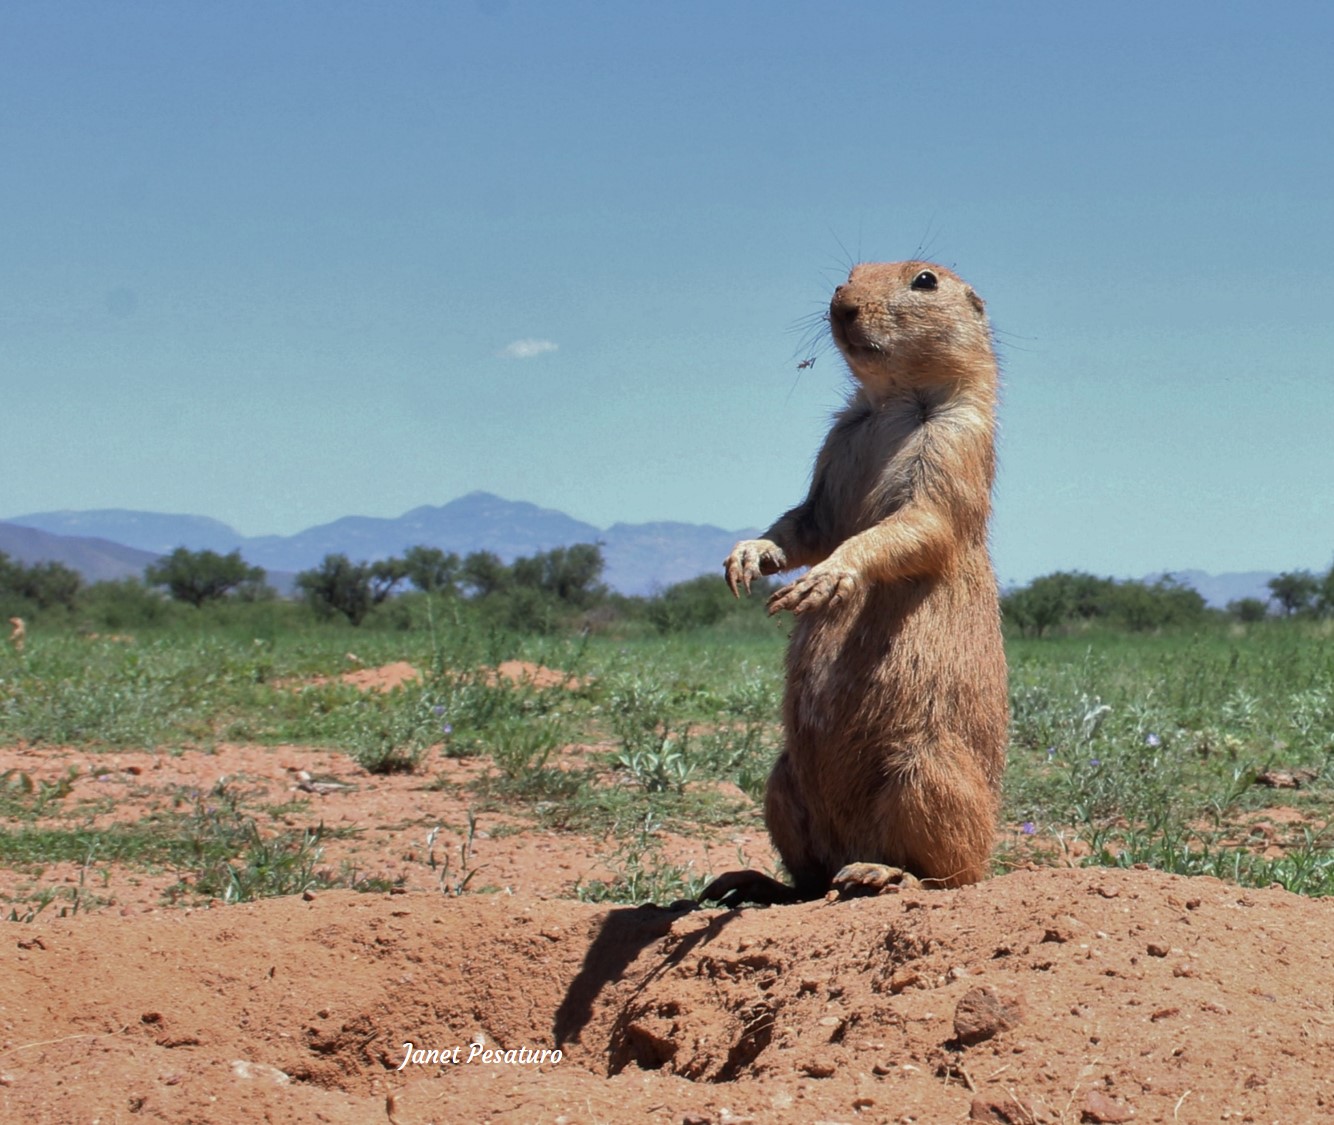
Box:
[1,611,1332,917]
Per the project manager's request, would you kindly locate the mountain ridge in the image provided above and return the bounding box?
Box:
[4,493,1286,604]
[5,492,751,597]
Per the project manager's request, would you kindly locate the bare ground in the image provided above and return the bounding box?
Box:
[2,667,1333,1123]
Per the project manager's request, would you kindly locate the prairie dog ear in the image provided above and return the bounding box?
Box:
[966,287,986,318]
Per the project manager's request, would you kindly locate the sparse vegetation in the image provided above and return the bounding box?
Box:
[3,554,1334,913]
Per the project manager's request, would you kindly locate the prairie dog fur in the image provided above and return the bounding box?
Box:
[706,261,1008,904]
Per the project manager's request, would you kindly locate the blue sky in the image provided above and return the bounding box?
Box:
[3,2,1331,585]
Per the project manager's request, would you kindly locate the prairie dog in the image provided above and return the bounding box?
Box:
[704,261,1008,904]
[7,617,23,655]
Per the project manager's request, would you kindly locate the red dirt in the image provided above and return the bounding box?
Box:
[302,660,579,694]
[3,693,1334,1121]
[304,659,422,692]
[493,660,583,691]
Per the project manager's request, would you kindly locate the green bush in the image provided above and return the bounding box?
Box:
[1003,571,1209,636]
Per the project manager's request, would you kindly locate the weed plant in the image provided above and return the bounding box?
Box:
[575,813,711,905]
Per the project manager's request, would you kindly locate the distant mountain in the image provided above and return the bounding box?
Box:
[4,493,754,596]
[3,494,1288,603]
[601,521,749,594]
[8,509,245,555]
[0,522,160,583]
[237,493,605,575]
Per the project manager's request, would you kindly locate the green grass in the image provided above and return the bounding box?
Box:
[3,615,1334,907]
[1002,623,1334,892]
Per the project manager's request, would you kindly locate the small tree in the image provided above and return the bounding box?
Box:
[646,574,733,633]
[460,551,509,598]
[510,543,607,609]
[296,554,406,626]
[1227,597,1269,623]
[1000,576,1071,637]
[20,560,83,611]
[0,551,19,593]
[402,545,461,595]
[145,548,266,608]
[1267,570,1318,617]
[1108,575,1207,632]
[1318,562,1334,620]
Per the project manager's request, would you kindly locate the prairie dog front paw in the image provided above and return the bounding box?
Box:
[766,565,858,616]
[724,539,788,596]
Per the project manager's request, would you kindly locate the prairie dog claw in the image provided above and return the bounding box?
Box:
[766,567,858,616]
[723,539,787,596]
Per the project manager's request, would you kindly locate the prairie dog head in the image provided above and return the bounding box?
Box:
[828,261,993,398]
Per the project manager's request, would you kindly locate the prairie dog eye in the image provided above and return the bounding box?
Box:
[910,270,938,291]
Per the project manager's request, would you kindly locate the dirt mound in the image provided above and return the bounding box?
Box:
[4,868,1333,1122]
[296,660,581,694]
[305,660,423,692]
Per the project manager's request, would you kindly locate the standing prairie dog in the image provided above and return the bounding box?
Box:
[703,261,1008,905]
[8,617,25,655]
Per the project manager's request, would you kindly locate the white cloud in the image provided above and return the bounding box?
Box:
[498,338,558,360]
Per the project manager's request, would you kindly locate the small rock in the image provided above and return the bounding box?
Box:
[954,987,1025,1046]
[888,969,921,993]
[1146,943,1170,958]
[230,1059,290,1086]
[1082,1089,1133,1122]
[1256,767,1317,789]
[970,1094,1033,1123]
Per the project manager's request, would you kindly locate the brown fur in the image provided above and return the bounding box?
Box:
[718,261,1007,899]
[8,617,24,655]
